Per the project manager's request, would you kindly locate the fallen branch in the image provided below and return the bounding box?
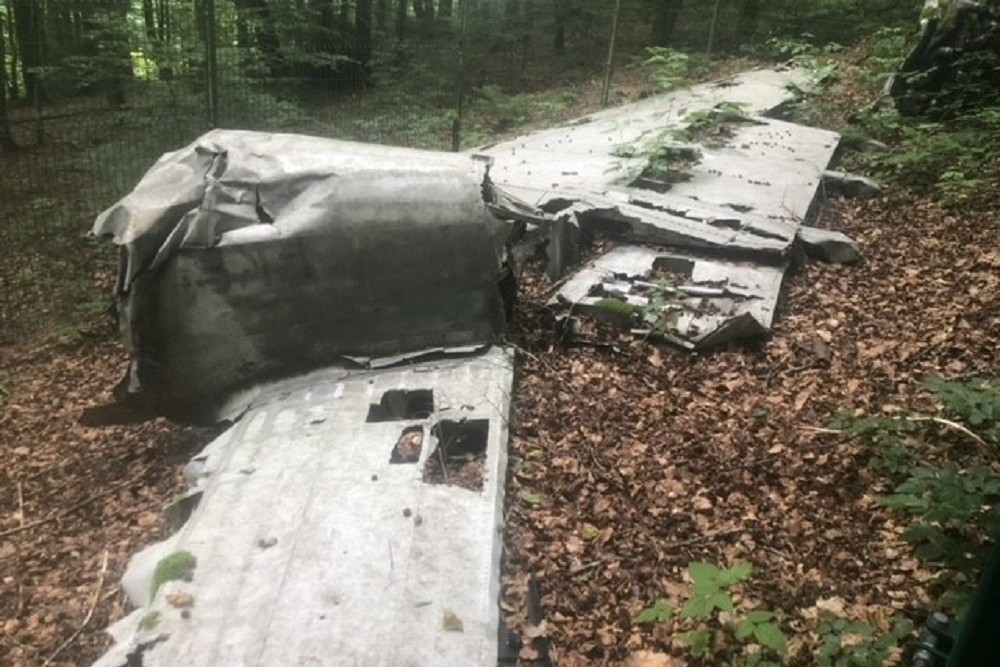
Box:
[0,478,135,539]
[802,416,993,449]
[41,550,110,667]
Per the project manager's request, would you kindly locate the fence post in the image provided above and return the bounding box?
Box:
[451,0,469,151]
[205,0,220,128]
[600,0,622,107]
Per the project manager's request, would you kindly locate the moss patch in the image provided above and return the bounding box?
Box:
[150,551,197,600]
[138,611,161,632]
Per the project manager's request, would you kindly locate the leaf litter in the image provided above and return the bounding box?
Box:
[501,190,999,665]
[0,188,997,667]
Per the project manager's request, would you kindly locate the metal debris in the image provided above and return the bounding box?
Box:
[92,131,523,418]
[480,66,850,349]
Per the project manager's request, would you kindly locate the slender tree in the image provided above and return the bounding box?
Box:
[0,10,18,151]
[11,0,44,103]
[395,0,406,39]
[651,0,683,45]
[355,0,373,84]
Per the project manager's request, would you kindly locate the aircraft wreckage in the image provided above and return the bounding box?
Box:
[90,67,867,667]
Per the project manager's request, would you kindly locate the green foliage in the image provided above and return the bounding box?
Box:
[735,610,787,654]
[672,102,755,146]
[760,33,844,61]
[636,561,786,664]
[839,377,1000,615]
[681,561,752,619]
[636,599,673,625]
[150,551,197,600]
[816,613,914,667]
[925,377,1000,437]
[642,47,705,92]
[877,464,1000,574]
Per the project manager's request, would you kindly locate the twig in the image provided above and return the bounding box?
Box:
[803,417,993,448]
[660,526,745,549]
[41,550,109,667]
[914,416,992,449]
[16,482,24,527]
[800,426,845,434]
[0,478,134,539]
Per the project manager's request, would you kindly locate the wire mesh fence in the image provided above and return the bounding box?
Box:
[0,0,919,336]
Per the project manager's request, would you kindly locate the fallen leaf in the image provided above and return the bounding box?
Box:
[442,610,464,632]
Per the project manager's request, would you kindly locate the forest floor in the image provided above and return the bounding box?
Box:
[2,46,999,667]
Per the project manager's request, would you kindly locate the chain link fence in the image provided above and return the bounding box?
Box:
[0,0,918,337]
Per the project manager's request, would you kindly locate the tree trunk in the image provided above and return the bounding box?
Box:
[355,0,372,84]
[438,0,452,20]
[156,0,170,41]
[374,0,387,31]
[339,0,350,32]
[395,0,406,39]
[0,12,18,151]
[142,0,157,40]
[233,0,282,66]
[735,0,760,47]
[6,0,20,98]
[651,0,683,46]
[552,0,566,52]
[11,0,44,104]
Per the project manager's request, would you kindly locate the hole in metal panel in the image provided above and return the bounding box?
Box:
[366,389,434,422]
[390,425,424,464]
[422,419,489,491]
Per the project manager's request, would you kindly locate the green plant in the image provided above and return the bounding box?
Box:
[150,550,197,600]
[636,561,786,665]
[672,103,758,147]
[877,464,1000,576]
[816,613,913,667]
[642,47,704,92]
[924,377,1000,440]
[837,377,1000,615]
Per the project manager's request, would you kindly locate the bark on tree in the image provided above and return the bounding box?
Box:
[552,0,566,52]
[438,0,452,20]
[651,0,683,45]
[142,0,157,40]
[5,0,18,98]
[395,0,407,39]
[0,12,18,151]
[233,0,282,65]
[355,0,373,83]
[735,0,760,46]
[374,0,388,30]
[11,0,44,103]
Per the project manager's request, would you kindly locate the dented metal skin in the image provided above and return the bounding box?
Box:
[478,67,845,348]
[93,131,515,416]
[93,350,513,667]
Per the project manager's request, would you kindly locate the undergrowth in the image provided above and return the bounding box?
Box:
[834,377,1000,616]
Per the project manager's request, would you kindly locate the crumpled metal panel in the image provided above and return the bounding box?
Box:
[93,130,516,415]
[552,245,786,348]
[480,67,843,348]
[92,349,514,667]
